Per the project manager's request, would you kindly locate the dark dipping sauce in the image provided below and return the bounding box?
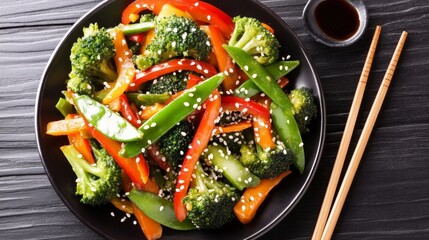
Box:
[315,0,360,41]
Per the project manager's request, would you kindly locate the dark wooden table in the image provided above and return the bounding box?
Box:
[1,0,428,239]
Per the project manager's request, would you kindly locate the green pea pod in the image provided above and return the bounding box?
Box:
[73,95,143,142]
[128,189,196,230]
[126,93,171,106]
[271,102,305,174]
[223,45,294,112]
[120,73,225,158]
[235,60,300,98]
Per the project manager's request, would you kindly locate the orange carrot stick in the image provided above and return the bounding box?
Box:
[213,121,252,135]
[65,114,95,164]
[111,197,134,214]
[139,103,165,120]
[46,117,86,136]
[234,170,291,224]
[132,203,163,240]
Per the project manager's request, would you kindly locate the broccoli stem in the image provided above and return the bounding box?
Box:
[62,145,103,178]
[206,145,260,190]
[119,22,156,35]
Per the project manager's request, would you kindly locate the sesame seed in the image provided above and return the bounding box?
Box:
[159,206,164,211]
[184,102,190,107]
[252,73,258,78]
[111,212,115,217]
[207,15,211,21]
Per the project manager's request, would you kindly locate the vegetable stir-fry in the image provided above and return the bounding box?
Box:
[46,0,318,238]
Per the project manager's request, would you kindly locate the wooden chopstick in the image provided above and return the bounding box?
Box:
[320,31,408,240]
[311,26,382,240]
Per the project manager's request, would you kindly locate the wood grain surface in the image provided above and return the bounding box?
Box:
[1,0,428,239]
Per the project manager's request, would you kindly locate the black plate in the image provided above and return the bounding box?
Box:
[35,0,326,239]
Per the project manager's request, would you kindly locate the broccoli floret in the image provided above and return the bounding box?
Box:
[212,131,246,155]
[228,16,280,65]
[67,23,117,95]
[289,87,318,134]
[135,15,211,70]
[140,13,156,23]
[183,163,240,229]
[157,121,195,168]
[149,71,189,94]
[239,143,293,179]
[60,143,121,206]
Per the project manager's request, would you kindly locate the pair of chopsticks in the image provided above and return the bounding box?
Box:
[312,26,408,240]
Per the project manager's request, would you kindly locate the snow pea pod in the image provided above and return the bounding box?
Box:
[234,60,300,98]
[128,189,196,230]
[224,45,294,112]
[271,102,305,174]
[73,95,143,142]
[120,73,225,158]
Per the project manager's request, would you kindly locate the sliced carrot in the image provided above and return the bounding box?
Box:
[261,22,275,34]
[111,197,134,214]
[142,177,160,195]
[46,117,86,136]
[234,170,291,224]
[65,114,95,164]
[132,203,163,240]
[103,28,136,105]
[201,25,238,91]
[213,121,252,135]
[139,103,165,120]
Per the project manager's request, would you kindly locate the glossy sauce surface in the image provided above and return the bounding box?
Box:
[315,0,360,41]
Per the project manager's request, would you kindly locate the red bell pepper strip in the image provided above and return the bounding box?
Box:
[221,96,274,149]
[128,33,146,43]
[119,94,142,128]
[66,114,95,164]
[174,89,221,221]
[171,0,234,38]
[89,125,149,189]
[122,0,158,24]
[129,59,217,91]
[122,0,233,38]
[221,96,270,120]
[186,74,201,89]
[202,25,237,91]
[103,28,136,104]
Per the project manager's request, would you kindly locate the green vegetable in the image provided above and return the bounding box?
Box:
[271,102,305,173]
[60,144,121,206]
[239,143,293,179]
[289,87,318,134]
[235,60,300,98]
[73,95,143,142]
[211,131,246,156]
[183,163,240,229]
[135,15,212,70]
[55,97,74,117]
[120,73,224,158]
[126,93,171,106]
[205,145,260,190]
[223,45,294,112]
[119,22,155,35]
[128,189,196,230]
[67,23,117,95]
[157,121,195,169]
[228,16,280,65]
[149,71,189,94]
